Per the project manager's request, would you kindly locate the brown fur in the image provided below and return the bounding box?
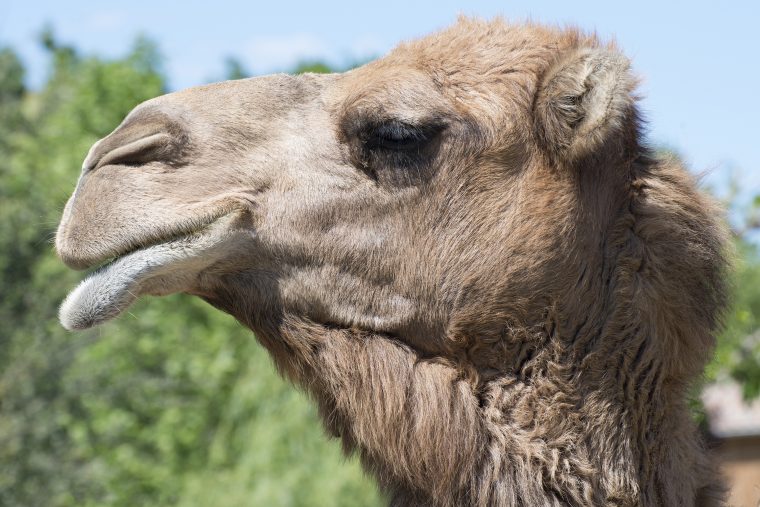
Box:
[56,18,729,506]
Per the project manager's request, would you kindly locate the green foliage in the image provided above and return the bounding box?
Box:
[224,57,249,81]
[0,35,380,507]
[291,58,374,75]
[291,60,334,74]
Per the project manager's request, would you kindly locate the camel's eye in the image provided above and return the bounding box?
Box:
[364,121,433,152]
[348,117,445,183]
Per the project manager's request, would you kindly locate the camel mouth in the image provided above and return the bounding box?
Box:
[58,210,236,271]
[59,212,249,331]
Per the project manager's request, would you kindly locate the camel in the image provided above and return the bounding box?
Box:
[55,18,728,506]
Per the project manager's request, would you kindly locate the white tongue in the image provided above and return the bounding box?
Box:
[59,215,245,331]
[59,240,190,330]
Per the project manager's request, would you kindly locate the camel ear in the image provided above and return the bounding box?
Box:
[534,48,636,162]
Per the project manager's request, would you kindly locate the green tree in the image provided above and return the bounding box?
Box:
[224,57,249,80]
[291,60,334,74]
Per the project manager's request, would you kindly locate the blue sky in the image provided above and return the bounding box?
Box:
[1,0,758,201]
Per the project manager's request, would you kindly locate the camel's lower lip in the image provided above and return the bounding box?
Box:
[59,213,249,331]
[59,240,185,330]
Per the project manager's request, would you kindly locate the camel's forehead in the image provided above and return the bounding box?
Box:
[338,19,590,122]
[386,19,582,78]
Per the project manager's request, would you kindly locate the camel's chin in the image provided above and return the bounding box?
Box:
[59,214,251,331]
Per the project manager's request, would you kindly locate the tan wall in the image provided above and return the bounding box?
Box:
[717,436,760,507]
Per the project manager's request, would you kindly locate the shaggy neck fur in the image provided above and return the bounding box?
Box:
[208,169,722,506]
[212,153,726,506]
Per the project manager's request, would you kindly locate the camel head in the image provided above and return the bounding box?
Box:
[57,20,640,344]
[57,19,728,505]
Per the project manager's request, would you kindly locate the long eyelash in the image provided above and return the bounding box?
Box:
[364,120,443,152]
[374,122,427,141]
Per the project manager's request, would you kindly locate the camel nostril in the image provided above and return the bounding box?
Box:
[87,132,174,172]
[82,105,190,173]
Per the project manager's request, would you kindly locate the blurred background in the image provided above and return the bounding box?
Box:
[0,1,758,506]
